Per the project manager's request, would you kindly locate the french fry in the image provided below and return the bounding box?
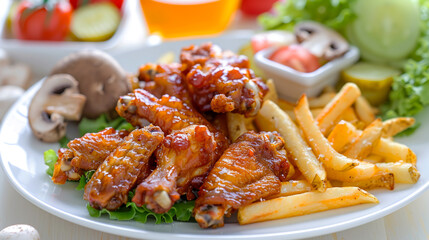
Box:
[381,117,415,138]
[308,92,336,108]
[285,163,296,181]
[327,120,359,152]
[294,96,360,171]
[376,162,420,184]
[277,99,295,111]
[311,108,324,119]
[226,113,247,142]
[316,83,361,136]
[256,100,327,191]
[363,155,384,164]
[341,171,394,190]
[277,180,312,197]
[325,161,378,182]
[343,119,382,160]
[238,187,378,225]
[337,107,359,125]
[373,138,417,165]
[355,96,376,125]
[244,117,257,131]
[263,79,279,103]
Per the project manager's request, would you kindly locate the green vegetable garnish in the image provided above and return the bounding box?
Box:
[78,114,133,136]
[76,170,95,191]
[44,149,58,177]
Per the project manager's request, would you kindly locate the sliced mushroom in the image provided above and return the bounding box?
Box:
[295,21,349,61]
[0,64,32,89]
[51,50,130,119]
[0,85,25,119]
[29,74,86,142]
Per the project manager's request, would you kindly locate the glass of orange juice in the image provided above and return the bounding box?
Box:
[140,0,240,39]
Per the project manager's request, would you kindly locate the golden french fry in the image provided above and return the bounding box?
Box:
[311,108,324,119]
[294,96,359,171]
[363,155,384,164]
[277,99,295,111]
[308,92,336,108]
[322,85,336,94]
[226,113,247,142]
[343,119,383,160]
[381,117,415,138]
[277,180,312,197]
[341,171,394,190]
[337,107,359,124]
[285,163,296,181]
[326,161,378,182]
[157,51,175,64]
[244,117,257,131]
[355,96,376,125]
[256,100,327,192]
[373,138,417,165]
[376,162,420,184]
[263,79,279,103]
[316,83,361,136]
[238,187,378,225]
[327,120,359,152]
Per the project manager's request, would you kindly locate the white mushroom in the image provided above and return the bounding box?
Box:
[0,224,40,240]
[0,64,32,89]
[29,74,86,142]
[0,85,25,119]
[295,21,350,61]
[51,50,130,119]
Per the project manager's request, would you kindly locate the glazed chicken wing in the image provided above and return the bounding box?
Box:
[132,125,217,213]
[51,128,129,184]
[180,43,268,116]
[116,89,228,159]
[194,131,290,228]
[138,63,192,106]
[84,125,164,210]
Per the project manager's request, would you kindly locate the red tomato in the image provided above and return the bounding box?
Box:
[240,0,278,16]
[13,1,72,41]
[69,0,124,10]
[269,45,321,73]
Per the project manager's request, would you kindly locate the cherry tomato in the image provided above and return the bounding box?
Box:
[240,0,278,16]
[69,0,124,10]
[13,0,72,41]
[269,45,321,73]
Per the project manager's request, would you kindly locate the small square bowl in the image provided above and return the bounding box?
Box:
[254,45,360,101]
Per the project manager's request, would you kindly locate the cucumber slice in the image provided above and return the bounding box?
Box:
[71,2,121,42]
[348,0,420,61]
[341,62,401,105]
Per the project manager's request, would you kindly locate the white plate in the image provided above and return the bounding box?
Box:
[1,33,429,240]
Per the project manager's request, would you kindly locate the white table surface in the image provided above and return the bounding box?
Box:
[1,1,428,239]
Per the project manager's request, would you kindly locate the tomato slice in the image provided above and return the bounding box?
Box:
[269,45,321,73]
[13,1,72,41]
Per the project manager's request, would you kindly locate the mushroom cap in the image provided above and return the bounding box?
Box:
[295,21,349,61]
[50,50,130,119]
[28,74,81,142]
[0,224,40,240]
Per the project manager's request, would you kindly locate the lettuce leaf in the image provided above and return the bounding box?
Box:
[259,0,357,34]
[75,170,95,190]
[44,149,58,177]
[87,190,195,224]
[79,114,134,136]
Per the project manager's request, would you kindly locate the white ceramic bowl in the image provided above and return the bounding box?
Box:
[255,46,360,101]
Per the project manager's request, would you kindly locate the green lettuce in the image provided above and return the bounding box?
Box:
[75,170,95,190]
[259,0,357,34]
[44,149,58,177]
[79,114,133,136]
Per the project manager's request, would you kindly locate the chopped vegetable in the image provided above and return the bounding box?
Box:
[78,113,133,136]
[71,2,121,41]
[269,45,320,73]
[341,62,400,106]
[44,149,58,177]
[76,170,95,191]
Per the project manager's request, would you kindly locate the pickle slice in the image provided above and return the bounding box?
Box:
[341,62,401,106]
[71,2,121,42]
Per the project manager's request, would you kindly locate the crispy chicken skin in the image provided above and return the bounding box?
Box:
[116,89,229,159]
[138,63,192,106]
[133,125,217,213]
[84,125,164,211]
[52,148,83,184]
[180,43,268,116]
[194,131,290,228]
[68,128,129,170]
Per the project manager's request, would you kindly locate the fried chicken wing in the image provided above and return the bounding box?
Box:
[52,148,83,184]
[138,63,192,106]
[116,89,228,159]
[84,125,164,210]
[194,131,290,228]
[132,125,217,213]
[180,43,268,116]
[68,128,129,170]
